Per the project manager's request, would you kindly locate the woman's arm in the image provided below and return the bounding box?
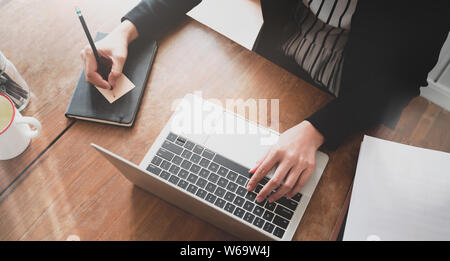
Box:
[307,0,449,150]
[81,0,202,89]
[249,0,449,202]
[122,0,202,39]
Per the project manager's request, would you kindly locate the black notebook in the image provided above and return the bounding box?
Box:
[65,32,157,127]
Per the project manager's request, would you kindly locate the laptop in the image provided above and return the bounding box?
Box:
[91,93,329,240]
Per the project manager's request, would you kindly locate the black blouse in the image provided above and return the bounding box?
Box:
[122,0,450,149]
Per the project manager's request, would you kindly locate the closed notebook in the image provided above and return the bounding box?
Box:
[65,32,157,126]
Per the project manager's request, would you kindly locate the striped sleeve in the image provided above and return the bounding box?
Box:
[306,0,450,149]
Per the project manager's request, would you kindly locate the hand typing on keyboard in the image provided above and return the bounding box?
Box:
[247,120,324,203]
[147,132,308,238]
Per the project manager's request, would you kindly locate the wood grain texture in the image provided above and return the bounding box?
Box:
[0,0,139,195]
[1,0,449,241]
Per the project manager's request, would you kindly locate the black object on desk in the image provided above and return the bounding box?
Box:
[65,33,157,127]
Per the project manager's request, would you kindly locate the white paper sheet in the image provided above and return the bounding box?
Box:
[343,136,450,241]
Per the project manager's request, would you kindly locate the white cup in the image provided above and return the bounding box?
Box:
[0,93,41,160]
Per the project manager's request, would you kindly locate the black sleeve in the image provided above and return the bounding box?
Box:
[306,0,449,150]
[122,0,202,39]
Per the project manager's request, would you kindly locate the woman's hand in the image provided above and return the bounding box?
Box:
[80,20,138,89]
[247,120,324,203]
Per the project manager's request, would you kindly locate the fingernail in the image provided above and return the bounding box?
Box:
[246,183,252,191]
[256,196,263,202]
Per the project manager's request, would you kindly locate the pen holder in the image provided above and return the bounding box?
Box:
[0,50,31,112]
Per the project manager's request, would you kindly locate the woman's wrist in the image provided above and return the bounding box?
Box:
[301,120,325,149]
[117,19,139,44]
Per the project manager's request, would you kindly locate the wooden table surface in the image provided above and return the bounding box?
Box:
[0,0,139,197]
[1,0,449,241]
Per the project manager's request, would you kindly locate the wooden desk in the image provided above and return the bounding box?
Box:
[1,1,449,241]
[0,0,139,196]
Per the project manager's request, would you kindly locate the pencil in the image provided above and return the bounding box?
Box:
[75,7,114,95]
[76,7,102,69]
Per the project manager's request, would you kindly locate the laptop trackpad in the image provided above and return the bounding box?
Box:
[203,111,279,172]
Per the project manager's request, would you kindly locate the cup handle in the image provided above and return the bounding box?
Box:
[16,117,41,138]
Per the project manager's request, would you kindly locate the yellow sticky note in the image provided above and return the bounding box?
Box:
[96,74,135,103]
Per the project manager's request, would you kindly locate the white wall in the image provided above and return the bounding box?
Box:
[421,33,450,111]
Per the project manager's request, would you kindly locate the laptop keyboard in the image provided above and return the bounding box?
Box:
[145,132,303,239]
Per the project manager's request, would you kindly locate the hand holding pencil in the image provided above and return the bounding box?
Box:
[77,7,139,90]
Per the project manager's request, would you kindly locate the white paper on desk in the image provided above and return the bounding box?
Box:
[343,136,450,241]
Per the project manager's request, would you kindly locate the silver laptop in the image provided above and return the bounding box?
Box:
[92,94,328,241]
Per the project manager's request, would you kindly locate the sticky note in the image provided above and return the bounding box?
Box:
[95,74,135,103]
